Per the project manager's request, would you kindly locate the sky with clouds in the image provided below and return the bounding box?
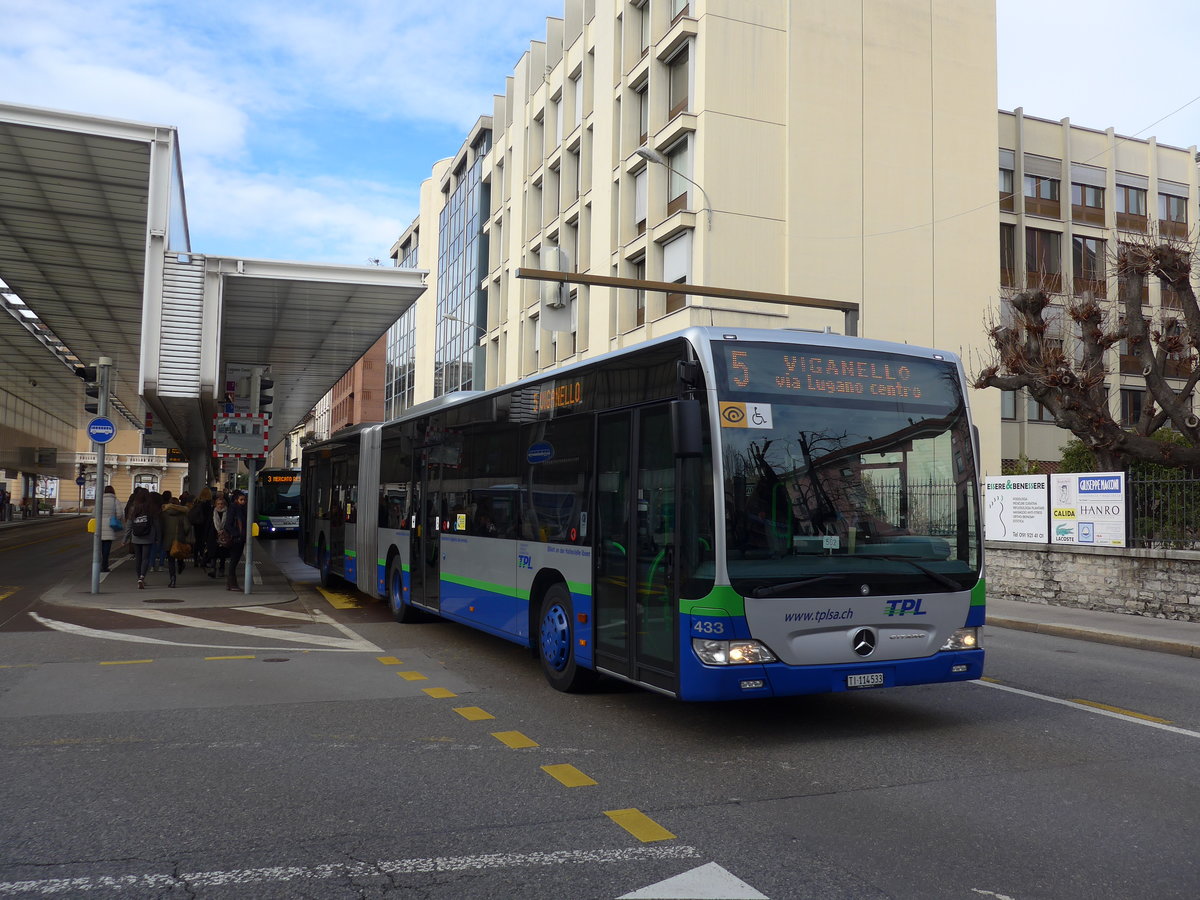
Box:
[2,0,1198,266]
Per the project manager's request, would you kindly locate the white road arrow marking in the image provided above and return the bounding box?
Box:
[619,862,768,899]
[109,608,381,651]
[27,611,379,653]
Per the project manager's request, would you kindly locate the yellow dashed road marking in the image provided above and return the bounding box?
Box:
[604,808,676,842]
[491,731,539,749]
[397,671,428,681]
[0,588,19,601]
[980,676,1002,683]
[542,764,597,787]
[454,706,495,721]
[100,660,153,666]
[422,687,457,698]
[205,655,255,661]
[376,656,404,665]
[1070,698,1172,724]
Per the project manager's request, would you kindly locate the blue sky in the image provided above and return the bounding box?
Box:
[1,0,1198,266]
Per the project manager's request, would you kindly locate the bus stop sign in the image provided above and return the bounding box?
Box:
[87,417,116,444]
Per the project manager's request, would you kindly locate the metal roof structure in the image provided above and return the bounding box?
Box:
[0,102,425,478]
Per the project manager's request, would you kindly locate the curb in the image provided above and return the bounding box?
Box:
[987,616,1200,659]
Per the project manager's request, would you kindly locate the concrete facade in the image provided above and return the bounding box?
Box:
[381,0,1002,471]
[997,109,1200,472]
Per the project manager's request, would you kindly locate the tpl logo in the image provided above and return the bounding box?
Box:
[517,553,532,570]
[884,598,926,616]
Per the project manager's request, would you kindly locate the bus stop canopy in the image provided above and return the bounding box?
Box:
[0,102,424,476]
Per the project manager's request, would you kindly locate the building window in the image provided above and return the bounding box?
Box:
[1026,394,1051,422]
[999,168,1015,212]
[636,83,648,144]
[637,1,650,58]
[670,0,690,22]
[1001,390,1016,420]
[1071,183,1105,226]
[1120,388,1144,426]
[665,137,691,215]
[634,167,647,234]
[1023,175,1060,218]
[1025,228,1062,292]
[1158,193,1188,238]
[1000,224,1016,287]
[662,230,691,314]
[667,47,690,119]
[1072,236,1105,297]
[1116,184,1147,231]
[633,256,646,327]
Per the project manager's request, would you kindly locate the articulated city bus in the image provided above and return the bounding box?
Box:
[300,327,984,700]
[254,467,300,536]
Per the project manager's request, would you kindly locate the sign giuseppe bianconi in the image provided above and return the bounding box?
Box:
[1050,472,1126,547]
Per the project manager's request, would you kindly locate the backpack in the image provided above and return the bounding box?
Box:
[131,514,152,537]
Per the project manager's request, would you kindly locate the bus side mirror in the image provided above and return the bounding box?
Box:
[671,399,703,458]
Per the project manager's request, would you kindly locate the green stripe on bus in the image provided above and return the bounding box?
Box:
[971,579,986,606]
[443,572,523,599]
[345,550,357,558]
[679,585,745,618]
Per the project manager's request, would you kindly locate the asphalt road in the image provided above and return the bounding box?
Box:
[1,518,1197,898]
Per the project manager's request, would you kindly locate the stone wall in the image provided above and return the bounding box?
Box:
[987,541,1200,622]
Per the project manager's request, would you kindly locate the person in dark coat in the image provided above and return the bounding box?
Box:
[97,485,122,572]
[126,493,161,589]
[224,491,249,591]
[190,487,214,569]
[161,496,194,588]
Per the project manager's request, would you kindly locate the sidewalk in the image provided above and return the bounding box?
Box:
[986,596,1200,659]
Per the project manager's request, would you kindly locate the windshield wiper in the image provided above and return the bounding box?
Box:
[871,555,962,591]
[751,574,844,598]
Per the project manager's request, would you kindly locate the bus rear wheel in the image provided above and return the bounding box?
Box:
[538,583,595,693]
[387,555,423,623]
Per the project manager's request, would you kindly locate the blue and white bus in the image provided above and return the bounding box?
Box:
[300,327,984,700]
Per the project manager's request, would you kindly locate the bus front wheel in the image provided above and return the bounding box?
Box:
[387,555,422,623]
[537,583,595,693]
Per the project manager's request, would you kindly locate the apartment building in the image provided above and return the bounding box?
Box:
[998,108,1200,471]
[380,0,1000,467]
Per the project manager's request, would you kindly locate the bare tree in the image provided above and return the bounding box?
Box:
[975,233,1200,471]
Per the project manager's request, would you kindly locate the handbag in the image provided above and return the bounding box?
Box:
[216,530,233,548]
[109,514,123,531]
[170,539,192,559]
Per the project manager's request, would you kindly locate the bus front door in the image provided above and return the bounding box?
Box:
[594,405,678,694]
[409,476,441,612]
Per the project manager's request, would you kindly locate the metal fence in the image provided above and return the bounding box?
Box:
[1128,475,1200,549]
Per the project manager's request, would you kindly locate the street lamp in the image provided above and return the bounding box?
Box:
[634,146,712,230]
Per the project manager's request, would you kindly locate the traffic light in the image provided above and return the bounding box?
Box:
[75,366,101,415]
[258,375,274,419]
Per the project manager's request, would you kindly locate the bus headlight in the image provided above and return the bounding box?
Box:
[692,638,777,665]
[941,627,980,651]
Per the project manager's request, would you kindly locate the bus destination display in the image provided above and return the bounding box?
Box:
[720,343,957,405]
[263,473,299,485]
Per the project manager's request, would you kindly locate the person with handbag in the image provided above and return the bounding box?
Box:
[97,485,122,573]
[207,493,232,580]
[161,494,194,589]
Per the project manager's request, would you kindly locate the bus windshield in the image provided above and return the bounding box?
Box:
[258,471,301,517]
[715,341,980,598]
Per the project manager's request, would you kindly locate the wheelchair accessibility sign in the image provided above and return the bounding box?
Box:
[718,402,773,429]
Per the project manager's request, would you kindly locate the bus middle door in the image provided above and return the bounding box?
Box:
[594,404,677,693]
[409,461,442,613]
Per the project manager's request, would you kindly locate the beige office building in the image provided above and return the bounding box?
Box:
[998,109,1199,471]
[387,0,1001,470]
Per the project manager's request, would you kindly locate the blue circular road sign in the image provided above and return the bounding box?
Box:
[87,417,117,444]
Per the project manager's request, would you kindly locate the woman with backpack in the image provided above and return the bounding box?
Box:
[125,492,161,589]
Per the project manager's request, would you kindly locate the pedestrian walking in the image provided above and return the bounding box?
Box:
[125,493,161,589]
[190,487,214,570]
[224,490,249,591]
[160,494,193,588]
[206,493,232,581]
[97,485,122,572]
